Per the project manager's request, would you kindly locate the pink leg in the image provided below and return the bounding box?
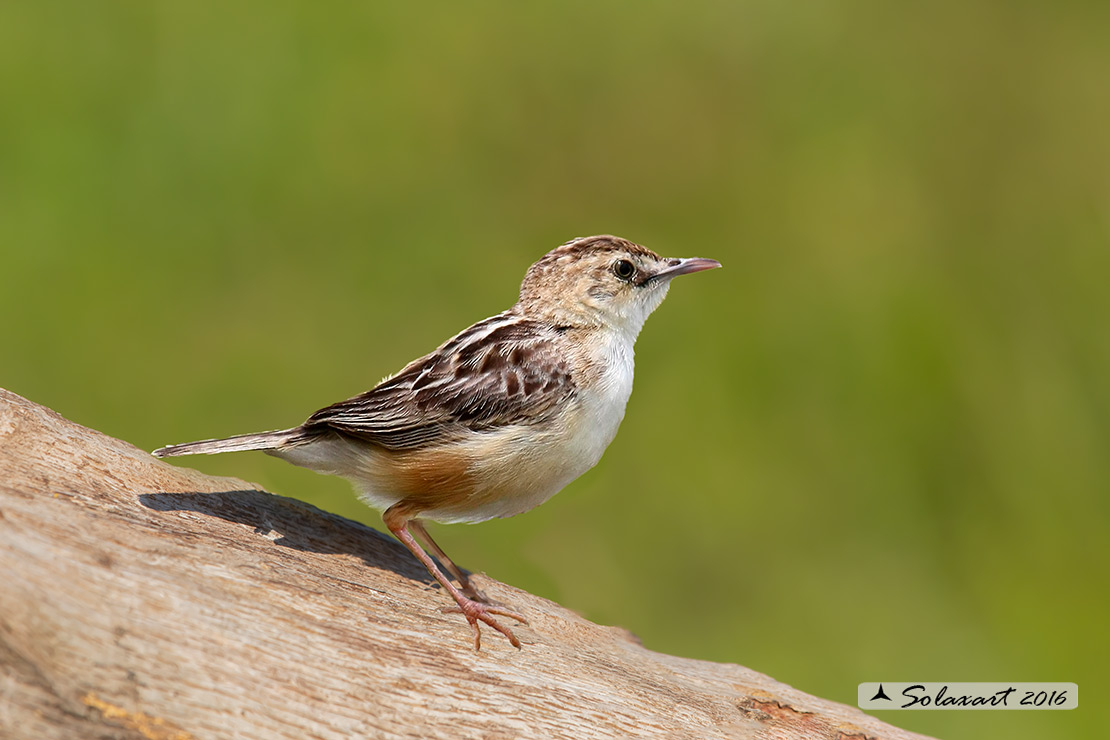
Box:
[384,506,526,650]
[409,519,490,603]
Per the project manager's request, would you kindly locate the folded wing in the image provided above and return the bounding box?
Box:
[304,316,576,450]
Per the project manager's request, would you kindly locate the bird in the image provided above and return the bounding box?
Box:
[154,235,720,649]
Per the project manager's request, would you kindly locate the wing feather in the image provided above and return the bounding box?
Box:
[304,315,576,450]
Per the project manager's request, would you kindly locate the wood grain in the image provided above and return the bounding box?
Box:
[0,388,932,740]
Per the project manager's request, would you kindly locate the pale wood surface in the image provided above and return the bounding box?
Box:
[0,388,932,739]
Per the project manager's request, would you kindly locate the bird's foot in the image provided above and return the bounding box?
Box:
[442,596,528,650]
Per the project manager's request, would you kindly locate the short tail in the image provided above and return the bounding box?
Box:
[152,428,306,458]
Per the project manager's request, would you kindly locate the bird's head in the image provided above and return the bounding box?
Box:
[517,235,721,336]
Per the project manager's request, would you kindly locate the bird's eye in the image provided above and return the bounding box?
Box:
[612,259,636,281]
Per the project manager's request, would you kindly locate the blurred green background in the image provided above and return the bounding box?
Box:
[2,2,1106,738]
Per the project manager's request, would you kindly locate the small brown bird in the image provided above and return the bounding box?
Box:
[154,235,720,648]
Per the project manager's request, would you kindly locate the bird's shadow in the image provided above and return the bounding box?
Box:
[138,489,439,589]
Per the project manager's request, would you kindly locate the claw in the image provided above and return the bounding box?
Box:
[443,598,527,649]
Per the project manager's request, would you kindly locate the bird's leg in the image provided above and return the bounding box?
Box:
[409,519,490,603]
[383,505,526,650]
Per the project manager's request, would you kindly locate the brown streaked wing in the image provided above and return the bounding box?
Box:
[303,319,576,450]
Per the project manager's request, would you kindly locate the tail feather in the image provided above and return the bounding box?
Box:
[152,428,305,458]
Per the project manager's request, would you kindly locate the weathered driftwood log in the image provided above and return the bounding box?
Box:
[0,388,931,740]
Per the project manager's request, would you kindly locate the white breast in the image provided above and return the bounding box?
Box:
[567,332,636,468]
